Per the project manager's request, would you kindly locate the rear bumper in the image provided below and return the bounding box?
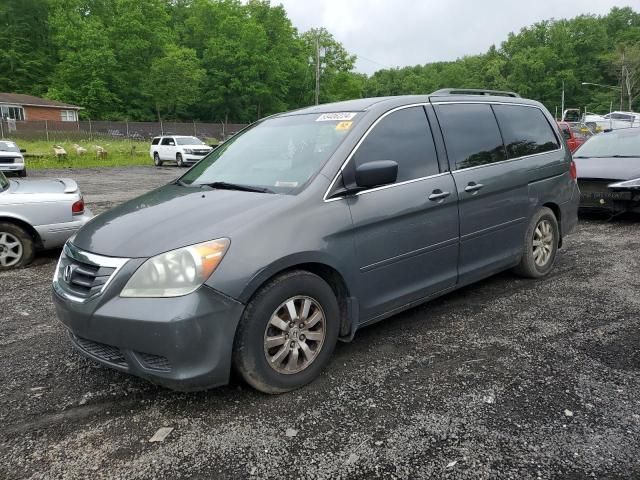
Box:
[53,282,245,391]
[34,209,94,249]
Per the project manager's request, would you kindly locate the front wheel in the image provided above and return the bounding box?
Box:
[233,270,339,394]
[513,207,559,278]
[18,168,27,178]
[176,153,184,167]
[0,222,35,270]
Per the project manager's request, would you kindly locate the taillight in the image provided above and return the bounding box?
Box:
[72,197,85,215]
[569,160,577,182]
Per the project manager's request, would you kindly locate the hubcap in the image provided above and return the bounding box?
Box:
[532,219,554,267]
[264,296,326,375]
[0,232,23,267]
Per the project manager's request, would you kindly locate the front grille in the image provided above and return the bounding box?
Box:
[138,352,171,372]
[578,179,631,208]
[60,257,116,299]
[73,335,128,367]
[55,244,128,302]
[191,149,210,156]
[0,157,15,164]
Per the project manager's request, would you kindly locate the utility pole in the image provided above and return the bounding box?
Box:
[560,80,565,119]
[315,36,320,106]
[620,51,625,111]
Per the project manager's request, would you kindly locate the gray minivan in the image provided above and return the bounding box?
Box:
[53,90,579,393]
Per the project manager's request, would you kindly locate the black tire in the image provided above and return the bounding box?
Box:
[176,153,184,167]
[513,207,559,278]
[18,168,27,178]
[0,222,35,270]
[153,152,162,167]
[233,270,340,394]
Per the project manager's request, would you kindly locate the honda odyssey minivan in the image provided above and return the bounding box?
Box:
[53,89,580,393]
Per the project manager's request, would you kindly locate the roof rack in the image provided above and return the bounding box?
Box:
[431,88,521,98]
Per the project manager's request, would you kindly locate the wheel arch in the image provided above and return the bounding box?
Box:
[541,201,562,247]
[238,257,356,339]
[0,215,42,248]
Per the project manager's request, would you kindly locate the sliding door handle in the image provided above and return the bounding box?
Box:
[428,190,451,201]
[464,182,484,193]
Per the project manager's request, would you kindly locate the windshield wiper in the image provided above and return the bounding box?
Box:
[201,181,274,194]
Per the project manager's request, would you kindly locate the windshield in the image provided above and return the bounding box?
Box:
[180,113,359,194]
[574,129,640,158]
[0,171,8,191]
[0,141,20,153]
[176,137,205,145]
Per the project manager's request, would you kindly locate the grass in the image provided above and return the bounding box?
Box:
[8,138,154,169]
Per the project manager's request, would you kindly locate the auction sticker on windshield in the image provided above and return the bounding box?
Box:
[316,112,357,122]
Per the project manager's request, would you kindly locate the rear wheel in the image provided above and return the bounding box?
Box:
[513,207,559,278]
[153,152,162,167]
[176,153,184,167]
[233,270,339,394]
[0,222,35,270]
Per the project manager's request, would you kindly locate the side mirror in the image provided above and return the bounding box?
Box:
[20,149,26,153]
[169,142,175,146]
[354,160,398,189]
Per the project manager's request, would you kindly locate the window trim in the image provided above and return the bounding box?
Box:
[60,109,78,122]
[323,103,438,202]
[0,104,26,121]
[430,101,564,173]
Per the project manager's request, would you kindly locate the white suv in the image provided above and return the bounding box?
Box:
[150,136,213,167]
[0,140,26,177]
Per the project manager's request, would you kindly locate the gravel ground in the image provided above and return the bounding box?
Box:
[1,167,639,479]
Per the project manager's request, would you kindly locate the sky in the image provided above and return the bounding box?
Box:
[275,0,637,75]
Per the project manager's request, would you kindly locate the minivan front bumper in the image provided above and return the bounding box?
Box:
[53,281,245,391]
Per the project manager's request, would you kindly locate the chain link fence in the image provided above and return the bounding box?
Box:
[0,119,248,142]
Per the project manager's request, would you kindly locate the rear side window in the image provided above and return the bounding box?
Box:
[151,138,160,145]
[435,103,506,169]
[161,137,174,146]
[493,105,559,158]
[352,106,439,183]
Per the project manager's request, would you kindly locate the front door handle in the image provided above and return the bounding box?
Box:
[464,182,484,193]
[428,190,451,201]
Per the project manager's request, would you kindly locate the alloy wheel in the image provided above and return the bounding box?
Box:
[0,232,23,267]
[263,296,326,374]
[532,219,554,267]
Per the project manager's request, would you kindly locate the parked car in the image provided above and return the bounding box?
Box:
[0,140,27,177]
[53,89,579,393]
[574,128,640,214]
[150,136,213,167]
[557,121,592,152]
[0,171,92,269]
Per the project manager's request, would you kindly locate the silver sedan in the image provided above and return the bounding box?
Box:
[0,171,93,269]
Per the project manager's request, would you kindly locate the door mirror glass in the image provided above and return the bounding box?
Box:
[20,148,26,153]
[354,160,398,189]
[169,142,175,146]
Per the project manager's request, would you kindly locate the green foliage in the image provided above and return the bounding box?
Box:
[0,0,54,96]
[2,2,639,121]
[366,7,640,114]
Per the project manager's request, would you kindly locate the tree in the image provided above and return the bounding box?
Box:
[0,0,54,95]
[146,46,205,120]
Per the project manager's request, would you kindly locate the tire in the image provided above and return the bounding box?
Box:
[176,153,184,167]
[153,152,162,167]
[18,168,27,178]
[233,270,340,394]
[513,207,559,278]
[0,222,35,270]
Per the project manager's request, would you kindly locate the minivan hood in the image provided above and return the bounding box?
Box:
[72,184,285,258]
[574,156,640,181]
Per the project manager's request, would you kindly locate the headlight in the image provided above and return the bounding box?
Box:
[121,238,230,298]
[609,178,640,190]
[183,149,193,154]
